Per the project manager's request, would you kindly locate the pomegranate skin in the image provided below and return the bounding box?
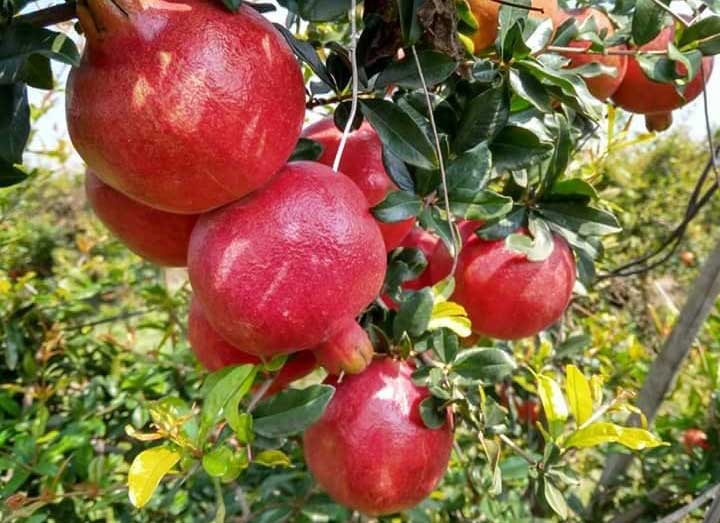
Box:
[683,428,710,452]
[314,319,374,375]
[556,8,628,100]
[303,359,453,515]
[469,0,560,52]
[302,118,415,251]
[612,25,714,114]
[453,232,576,340]
[67,1,305,214]
[188,297,260,371]
[188,161,387,357]
[85,171,198,266]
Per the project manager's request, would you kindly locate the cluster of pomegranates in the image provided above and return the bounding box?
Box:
[468,0,714,131]
[63,0,697,515]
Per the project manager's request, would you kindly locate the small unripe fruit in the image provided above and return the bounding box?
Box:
[188,161,387,357]
[555,8,628,101]
[85,171,198,267]
[683,428,710,452]
[612,24,714,118]
[453,230,576,339]
[680,250,695,267]
[68,0,305,213]
[468,0,560,52]
[313,319,374,375]
[303,359,453,515]
[302,118,415,251]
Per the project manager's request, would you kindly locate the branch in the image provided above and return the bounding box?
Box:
[13,1,77,27]
[648,0,689,28]
[650,484,720,523]
[545,45,667,57]
[490,0,544,13]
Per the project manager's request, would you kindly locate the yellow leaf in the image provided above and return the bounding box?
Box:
[128,447,180,508]
[537,374,568,423]
[565,365,592,426]
[564,422,666,451]
[428,301,472,338]
[254,449,291,468]
[589,375,604,407]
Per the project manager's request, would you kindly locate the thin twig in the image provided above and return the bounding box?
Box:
[247,379,273,413]
[700,66,718,180]
[13,1,77,26]
[545,45,667,57]
[490,0,544,13]
[499,434,536,465]
[453,441,483,502]
[649,484,720,523]
[648,0,690,28]
[332,0,359,172]
[411,45,460,276]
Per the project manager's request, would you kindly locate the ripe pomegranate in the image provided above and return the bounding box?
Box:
[452,230,576,339]
[612,24,714,120]
[683,428,710,452]
[468,0,560,52]
[302,118,415,251]
[497,384,540,425]
[555,8,628,100]
[188,161,387,357]
[188,298,316,394]
[303,359,453,515]
[68,0,305,213]
[313,319,374,375]
[85,171,198,267]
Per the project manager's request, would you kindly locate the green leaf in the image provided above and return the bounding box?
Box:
[220,0,241,12]
[490,126,553,171]
[478,207,527,240]
[546,179,598,203]
[537,374,568,423]
[419,396,447,429]
[277,0,351,21]
[394,288,434,338]
[382,147,415,192]
[504,217,554,262]
[254,449,292,468]
[450,189,513,222]
[564,422,666,450]
[289,138,323,162]
[542,113,571,194]
[273,24,334,87]
[565,365,592,426]
[128,447,180,508]
[0,25,79,84]
[454,84,510,152]
[429,328,459,362]
[632,0,667,46]
[543,480,569,519]
[0,83,29,165]
[371,190,423,223]
[0,160,27,187]
[446,141,492,192]
[253,385,334,438]
[199,364,257,444]
[376,51,457,89]
[228,412,253,444]
[397,0,424,45]
[452,348,517,383]
[203,446,233,478]
[509,68,552,113]
[679,16,720,55]
[536,202,621,236]
[361,98,437,169]
[19,54,52,89]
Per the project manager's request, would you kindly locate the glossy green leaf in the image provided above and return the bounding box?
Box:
[376,51,457,89]
[490,126,553,171]
[203,446,233,478]
[254,449,292,468]
[277,0,351,21]
[199,364,257,444]
[289,138,323,162]
[0,83,29,165]
[543,480,569,519]
[393,288,434,338]
[253,385,334,438]
[0,25,79,85]
[452,348,516,383]
[371,190,423,223]
[632,0,666,46]
[454,84,510,152]
[419,396,447,429]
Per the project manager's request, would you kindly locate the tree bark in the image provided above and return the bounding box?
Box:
[591,235,720,512]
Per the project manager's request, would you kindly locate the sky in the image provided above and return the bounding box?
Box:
[26,0,720,171]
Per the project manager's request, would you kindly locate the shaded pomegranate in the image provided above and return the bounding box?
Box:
[612,24,714,127]
[85,171,198,267]
[68,0,305,213]
[452,230,576,339]
[683,428,710,452]
[188,298,317,395]
[498,384,541,425]
[468,0,560,52]
[303,359,453,515]
[302,118,415,251]
[556,8,628,100]
[313,319,374,375]
[188,161,387,357]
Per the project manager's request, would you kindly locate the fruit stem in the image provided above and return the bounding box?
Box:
[13,1,77,27]
[247,379,273,412]
[490,0,544,13]
[332,0,359,173]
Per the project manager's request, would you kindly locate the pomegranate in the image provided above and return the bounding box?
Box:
[612,24,714,117]
[85,171,198,267]
[313,319,374,375]
[556,8,628,100]
[683,428,710,452]
[302,118,415,250]
[303,359,453,515]
[188,161,387,357]
[468,0,560,52]
[67,0,305,213]
[452,230,576,339]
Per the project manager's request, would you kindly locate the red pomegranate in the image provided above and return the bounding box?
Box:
[313,319,374,375]
[302,118,415,250]
[188,161,387,357]
[67,0,305,213]
[683,428,710,452]
[556,8,627,100]
[452,230,576,339]
[612,24,714,116]
[188,297,317,394]
[303,359,453,515]
[85,171,198,267]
